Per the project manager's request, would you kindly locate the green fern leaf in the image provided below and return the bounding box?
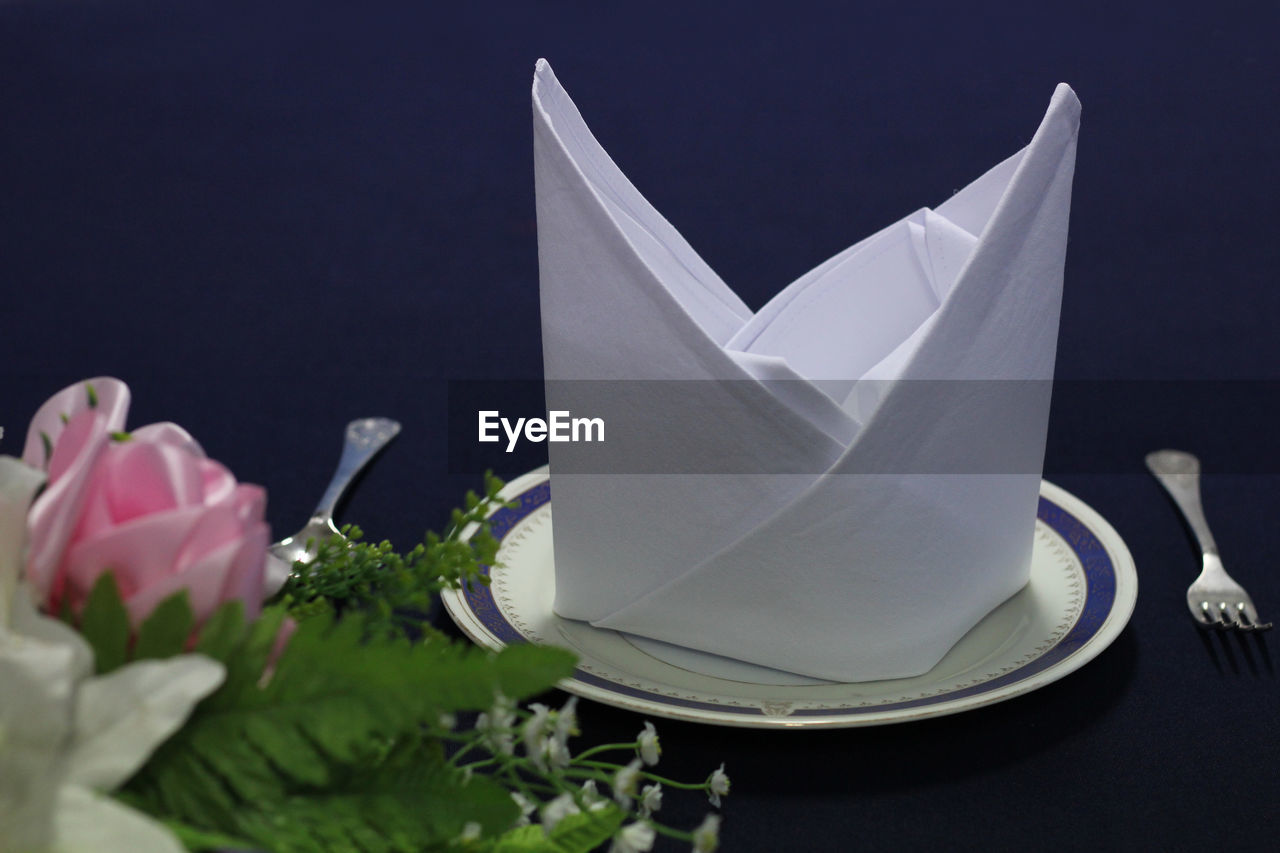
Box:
[490,806,625,853]
[544,807,626,852]
[153,815,255,852]
[217,739,516,852]
[132,590,194,660]
[193,599,247,661]
[79,572,130,673]
[124,609,571,851]
[490,825,551,852]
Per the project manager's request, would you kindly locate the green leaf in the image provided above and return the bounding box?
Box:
[155,815,256,852]
[124,609,564,851]
[545,807,625,853]
[79,572,130,673]
[490,806,625,853]
[275,473,511,639]
[210,604,287,702]
[85,381,99,408]
[193,600,248,662]
[132,590,194,660]
[491,825,550,852]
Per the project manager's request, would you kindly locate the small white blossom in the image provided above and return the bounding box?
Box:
[707,763,730,808]
[692,814,722,852]
[540,791,580,832]
[635,721,661,766]
[638,783,663,817]
[609,821,656,853]
[579,779,610,811]
[437,712,457,731]
[510,791,536,827]
[521,703,551,769]
[458,821,482,843]
[553,696,579,746]
[476,694,517,756]
[545,733,572,770]
[611,758,644,809]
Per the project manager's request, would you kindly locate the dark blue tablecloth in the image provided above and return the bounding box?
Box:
[3,2,1277,850]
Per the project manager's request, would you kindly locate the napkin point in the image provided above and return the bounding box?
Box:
[1050,82,1082,121]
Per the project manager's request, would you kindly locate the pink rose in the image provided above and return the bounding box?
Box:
[22,377,279,626]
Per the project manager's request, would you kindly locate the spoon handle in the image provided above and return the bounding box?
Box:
[312,417,402,521]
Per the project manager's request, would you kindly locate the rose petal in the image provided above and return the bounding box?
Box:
[46,409,104,485]
[129,422,205,459]
[69,470,116,545]
[174,504,245,568]
[25,412,111,601]
[62,507,207,603]
[22,378,129,470]
[124,538,240,624]
[229,483,267,525]
[218,522,269,622]
[198,460,238,506]
[103,441,204,522]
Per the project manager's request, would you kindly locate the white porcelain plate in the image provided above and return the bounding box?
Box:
[441,467,1137,728]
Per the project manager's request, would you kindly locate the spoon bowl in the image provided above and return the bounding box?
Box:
[268,417,401,568]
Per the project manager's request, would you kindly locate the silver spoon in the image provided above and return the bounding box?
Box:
[268,417,401,567]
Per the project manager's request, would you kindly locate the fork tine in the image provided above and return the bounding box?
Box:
[1214,602,1236,630]
[1246,611,1273,631]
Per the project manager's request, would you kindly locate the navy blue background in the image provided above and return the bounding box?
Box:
[2,2,1277,850]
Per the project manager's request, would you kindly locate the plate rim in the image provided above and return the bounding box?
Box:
[441,467,1138,728]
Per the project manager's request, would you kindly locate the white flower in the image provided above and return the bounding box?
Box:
[1,456,226,853]
[437,712,457,731]
[609,821,656,853]
[521,702,551,769]
[611,758,644,809]
[692,814,722,852]
[636,720,661,766]
[545,733,572,770]
[476,693,517,756]
[707,763,730,808]
[553,695,579,745]
[0,456,41,628]
[458,821,482,843]
[638,783,663,817]
[510,791,536,827]
[579,779,610,812]
[540,791,580,832]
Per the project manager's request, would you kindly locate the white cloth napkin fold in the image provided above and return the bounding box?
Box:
[533,59,1080,681]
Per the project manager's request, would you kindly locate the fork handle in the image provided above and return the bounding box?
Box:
[1145,450,1219,557]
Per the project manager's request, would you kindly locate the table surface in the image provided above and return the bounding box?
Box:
[2,2,1277,851]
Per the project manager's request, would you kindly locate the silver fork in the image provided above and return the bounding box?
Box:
[1145,449,1272,631]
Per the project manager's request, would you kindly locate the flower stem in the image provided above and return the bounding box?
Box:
[571,742,639,763]
[573,760,708,790]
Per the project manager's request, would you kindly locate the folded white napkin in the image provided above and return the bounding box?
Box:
[533,59,1080,681]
